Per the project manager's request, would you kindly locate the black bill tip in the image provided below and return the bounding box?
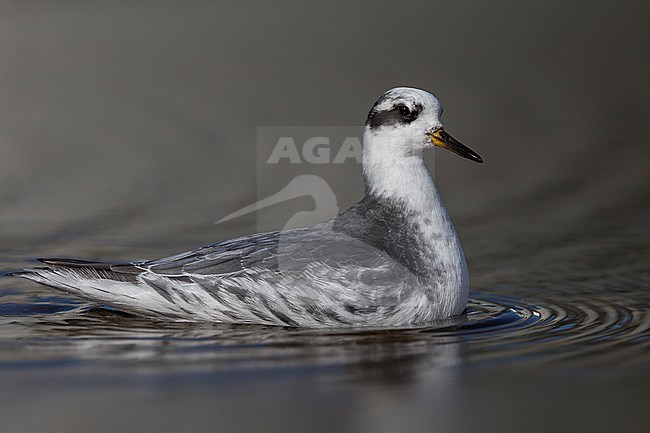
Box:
[427,129,483,163]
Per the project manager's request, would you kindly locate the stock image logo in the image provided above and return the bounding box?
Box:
[266,135,362,164]
[216,174,338,230]
[218,126,365,230]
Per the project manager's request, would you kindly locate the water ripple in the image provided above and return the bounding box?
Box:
[0,286,647,377]
[455,290,649,368]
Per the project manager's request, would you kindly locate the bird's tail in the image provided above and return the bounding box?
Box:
[5,258,182,318]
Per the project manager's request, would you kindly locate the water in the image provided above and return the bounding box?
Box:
[1,2,648,432]
[1,290,646,371]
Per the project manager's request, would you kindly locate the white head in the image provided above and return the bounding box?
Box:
[362,87,482,198]
[363,87,482,161]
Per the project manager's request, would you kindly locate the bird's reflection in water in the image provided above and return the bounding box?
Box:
[22,306,467,385]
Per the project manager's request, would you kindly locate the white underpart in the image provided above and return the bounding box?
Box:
[362,89,469,316]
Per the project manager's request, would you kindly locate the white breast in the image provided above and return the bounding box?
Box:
[363,130,469,316]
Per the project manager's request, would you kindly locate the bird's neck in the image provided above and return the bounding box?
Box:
[363,148,453,233]
[361,137,469,310]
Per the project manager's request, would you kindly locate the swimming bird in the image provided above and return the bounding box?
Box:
[8,87,483,328]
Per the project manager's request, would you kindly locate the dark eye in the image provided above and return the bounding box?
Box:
[397,105,411,117]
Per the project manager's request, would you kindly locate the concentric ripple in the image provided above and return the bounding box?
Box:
[449,290,650,368]
[0,286,647,376]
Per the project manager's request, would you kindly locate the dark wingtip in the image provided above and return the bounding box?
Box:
[37,258,104,266]
[38,257,67,265]
[4,258,68,276]
[4,270,29,277]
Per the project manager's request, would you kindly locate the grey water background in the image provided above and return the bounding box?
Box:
[0,1,648,432]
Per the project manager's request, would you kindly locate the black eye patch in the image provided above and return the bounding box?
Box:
[366,103,421,129]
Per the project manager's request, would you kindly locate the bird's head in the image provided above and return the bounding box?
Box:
[364,87,482,163]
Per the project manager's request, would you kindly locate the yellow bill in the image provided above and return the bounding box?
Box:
[427,129,483,163]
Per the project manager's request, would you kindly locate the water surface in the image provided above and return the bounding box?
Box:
[0,2,648,432]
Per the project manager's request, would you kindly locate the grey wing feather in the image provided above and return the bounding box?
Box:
[141,230,291,276]
[140,222,400,280]
[21,221,420,326]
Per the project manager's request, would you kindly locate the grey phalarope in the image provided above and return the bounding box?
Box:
[8,87,483,328]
